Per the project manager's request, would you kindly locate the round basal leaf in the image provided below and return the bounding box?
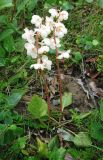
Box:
[73,132,92,147]
[28,95,48,119]
[62,92,72,111]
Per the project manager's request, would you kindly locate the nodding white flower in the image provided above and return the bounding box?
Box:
[22,28,35,43]
[30,56,52,70]
[55,22,67,38]
[42,55,52,70]
[35,25,51,38]
[58,11,69,21]
[25,43,37,58]
[38,46,49,54]
[31,15,42,27]
[42,38,51,46]
[49,8,59,18]
[46,16,54,31]
[57,50,71,59]
[30,63,44,70]
[50,37,61,49]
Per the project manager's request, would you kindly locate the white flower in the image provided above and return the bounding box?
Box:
[58,11,69,21]
[55,22,67,38]
[42,38,51,46]
[57,50,71,59]
[38,46,49,54]
[35,25,51,38]
[50,37,61,49]
[46,16,54,30]
[49,8,58,18]
[31,15,42,27]
[24,43,37,58]
[22,28,35,43]
[30,63,44,70]
[42,55,52,70]
[30,56,52,70]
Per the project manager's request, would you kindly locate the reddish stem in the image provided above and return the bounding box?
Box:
[54,31,63,113]
[35,32,51,117]
[44,76,51,118]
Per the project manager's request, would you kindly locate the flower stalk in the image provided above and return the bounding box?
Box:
[54,30,63,113]
[22,8,71,117]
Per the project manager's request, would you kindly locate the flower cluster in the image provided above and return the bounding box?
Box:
[22,8,70,71]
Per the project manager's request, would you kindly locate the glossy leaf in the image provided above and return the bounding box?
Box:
[28,95,48,119]
[62,92,72,111]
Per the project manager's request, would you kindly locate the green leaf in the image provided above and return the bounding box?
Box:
[0,15,8,24]
[3,125,23,144]
[92,39,99,46]
[48,136,59,151]
[85,0,93,3]
[91,121,103,142]
[0,124,7,145]
[10,136,27,152]
[3,35,15,52]
[73,52,82,63]
[37,138,48,157]
[0,29,14,41]
[99,0,103,8]
[0,0,13,10]
[62,1,74,10]
[0,45,5,57]
[27,0,38,11]
[100,98,103,121]
[73,132,92,147]
[6,89,26,109]
[100,21,103,25]
[0,58,6,67]
[15,38,25,52]
[49,147,66,160]
[17,136,27,149]
[16,0,30,16]
[28,95,48,119]
[62,92,72,111]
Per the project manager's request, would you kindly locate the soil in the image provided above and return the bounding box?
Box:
[63,75,93,112]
